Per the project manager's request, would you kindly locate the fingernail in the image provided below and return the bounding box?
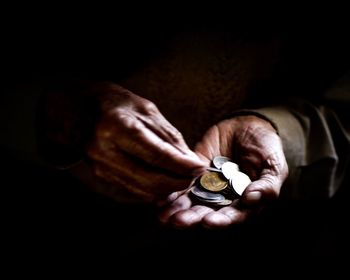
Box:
[244,191,262,205]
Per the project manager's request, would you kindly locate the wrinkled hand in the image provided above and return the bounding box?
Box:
[86,83,206,202]
[159,115,289,228]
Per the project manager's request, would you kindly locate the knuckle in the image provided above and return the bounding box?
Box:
[142,100,159,115]
[170,128,184,141]
[102,108,147,137]
[126,118,143,133]
[114,111,143,132]
[110,107,124,119]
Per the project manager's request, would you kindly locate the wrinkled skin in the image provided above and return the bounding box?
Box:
[85,83,288,227]
[86,83,206,202]
[159,115,289,228]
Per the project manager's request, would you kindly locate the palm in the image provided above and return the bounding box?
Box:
[159,115,288,228]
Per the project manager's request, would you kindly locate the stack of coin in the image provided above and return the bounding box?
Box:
[190,156,251,207]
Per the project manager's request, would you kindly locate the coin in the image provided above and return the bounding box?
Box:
[230,171,251,196]
[190,189,232,206]
[194,197,233,207]
[190,156,251,208]
[190,186,225,201]
[221,161,239,180]
[206,166,222,173]
[215,199,233,206]
[212,156,232,169]
[200,171,228,192]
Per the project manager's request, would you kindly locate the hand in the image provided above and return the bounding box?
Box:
[159,115,289,228]
[86,83,206,202]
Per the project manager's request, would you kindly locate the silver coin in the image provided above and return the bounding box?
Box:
[195,197,233,206]
[212,156,232,169]
[194,196,226,204]
[190,186,225,201]
[206,166,222,173]
[231,171,251,196]
[221,161,239,180]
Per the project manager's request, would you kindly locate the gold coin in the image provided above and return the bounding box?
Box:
[200,172,228,192]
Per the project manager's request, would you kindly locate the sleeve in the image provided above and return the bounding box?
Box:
[238,72,350,200]
[36,79,101,169]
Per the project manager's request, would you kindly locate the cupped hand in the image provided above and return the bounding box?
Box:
[86,83,206,202]
[159,115,289,228]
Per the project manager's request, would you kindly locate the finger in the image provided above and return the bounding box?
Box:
[98,114,206,176]
[159,193,193,224]
[157,190,188,207]
[137,113,191,154]
[241,172,282,206]
[170,205,214,228]
[108,89,192,153]
[88,147,195,195]
[202,203,250,228]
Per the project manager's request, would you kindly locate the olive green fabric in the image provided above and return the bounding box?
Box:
[247,73,350,200]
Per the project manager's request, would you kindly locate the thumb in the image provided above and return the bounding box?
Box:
[240,174,282,206]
